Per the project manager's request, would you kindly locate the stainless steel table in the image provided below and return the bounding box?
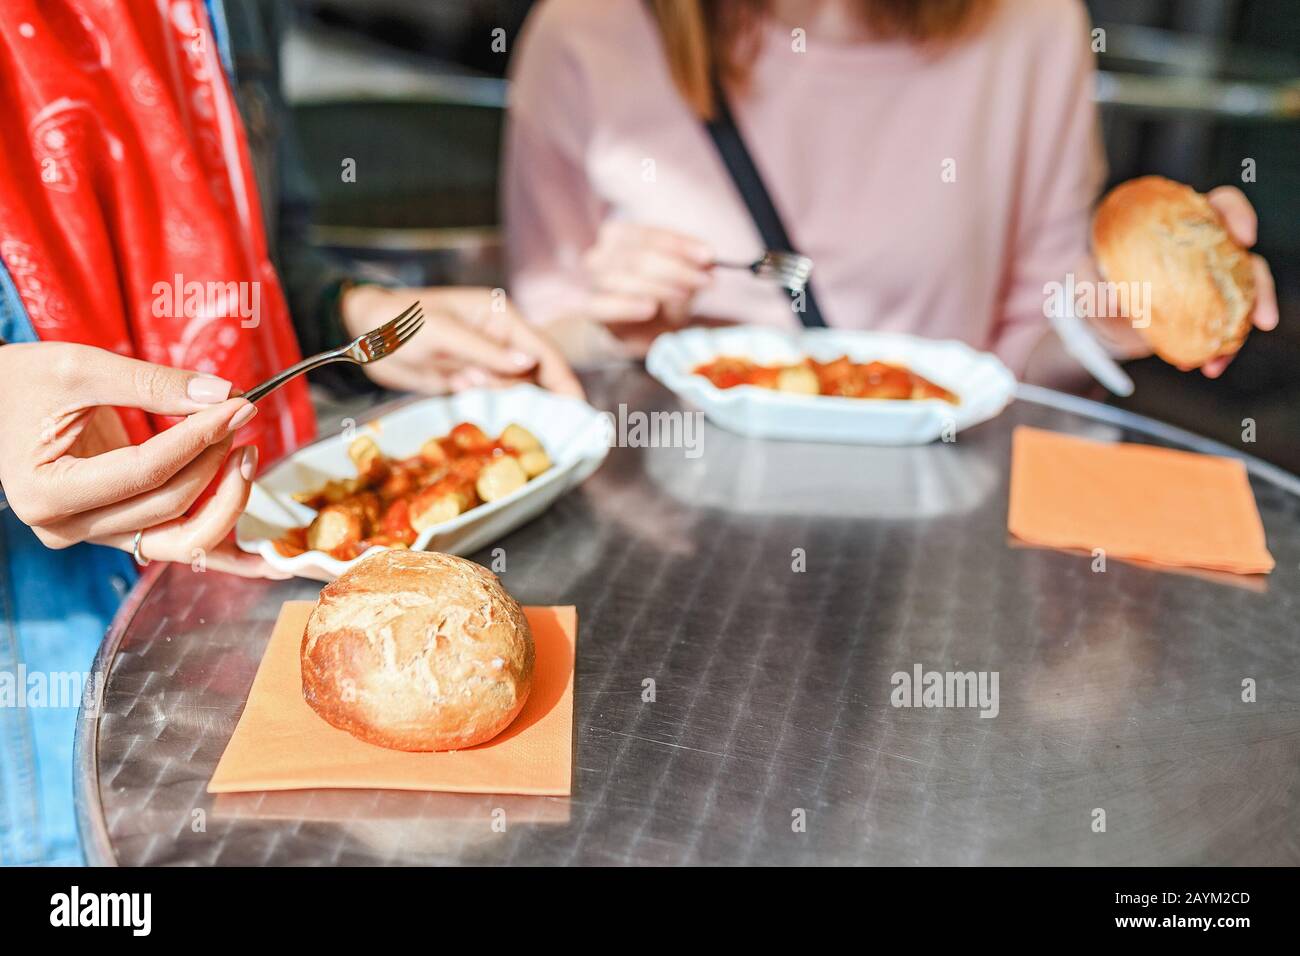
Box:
[76,367,1300,865]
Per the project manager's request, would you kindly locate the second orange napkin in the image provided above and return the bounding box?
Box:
[209,602,576,796]
[1008,426,1274,575]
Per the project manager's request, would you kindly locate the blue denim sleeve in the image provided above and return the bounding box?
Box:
[0,262,137,866]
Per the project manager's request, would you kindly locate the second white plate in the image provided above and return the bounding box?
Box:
[645,325,1016,445]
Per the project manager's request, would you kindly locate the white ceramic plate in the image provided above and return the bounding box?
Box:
[236,384,612,579]
[645,326,1017,445]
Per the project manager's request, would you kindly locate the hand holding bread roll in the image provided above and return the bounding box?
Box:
[1092,176,1259,370]
[301,550,534,751]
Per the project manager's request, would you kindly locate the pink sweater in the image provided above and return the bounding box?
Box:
[503,0,1106,375]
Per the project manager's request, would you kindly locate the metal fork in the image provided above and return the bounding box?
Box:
[714,251,814,293]
[244,302,424,402]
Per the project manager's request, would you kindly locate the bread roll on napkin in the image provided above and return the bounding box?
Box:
[301,550,534,751]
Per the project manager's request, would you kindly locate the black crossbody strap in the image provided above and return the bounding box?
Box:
[703,84,827,328]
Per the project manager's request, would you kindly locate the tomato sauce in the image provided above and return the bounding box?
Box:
[694,355,957,403]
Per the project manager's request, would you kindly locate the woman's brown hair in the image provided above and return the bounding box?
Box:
[649,0,995,119]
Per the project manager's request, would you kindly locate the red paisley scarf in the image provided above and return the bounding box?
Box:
[0,0,314,463]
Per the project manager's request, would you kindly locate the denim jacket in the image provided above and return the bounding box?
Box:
[0,266,139,865]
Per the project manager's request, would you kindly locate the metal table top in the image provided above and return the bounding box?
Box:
[76,367,1300,865]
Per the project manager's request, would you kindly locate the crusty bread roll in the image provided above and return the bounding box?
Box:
[301,550,534,751]
[1092,176,1255,369]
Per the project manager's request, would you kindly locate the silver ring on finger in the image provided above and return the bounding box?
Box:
[132,529,152,567]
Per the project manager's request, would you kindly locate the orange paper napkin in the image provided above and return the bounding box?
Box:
[209,602,576,796]
[1008,426,1274,575]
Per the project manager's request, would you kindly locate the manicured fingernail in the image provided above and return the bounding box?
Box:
[509,351,536,369]
[188,375,233,403]
[240,445,258,481]
[228,403,258,430]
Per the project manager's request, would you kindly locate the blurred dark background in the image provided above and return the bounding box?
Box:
[283,0,1300,472]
